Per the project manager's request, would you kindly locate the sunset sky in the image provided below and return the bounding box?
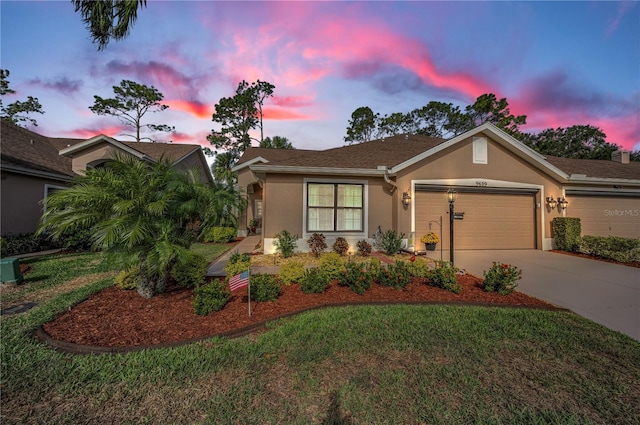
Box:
[2,1,639,154]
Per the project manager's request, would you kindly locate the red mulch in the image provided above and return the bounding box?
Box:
[42,275,555,349]
[550,250,640,268]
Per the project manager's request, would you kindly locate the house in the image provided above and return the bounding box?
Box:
[234,123,640,255]
[1,120,213,236]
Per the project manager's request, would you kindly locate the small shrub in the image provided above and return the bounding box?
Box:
[278,260,306,285]
[225,251,251,278]
[0,232,59,257]
[274,230,297,258]
[115,266,139,290]
[371,226,384,251]
[580,235,640,263]
[171,252,209,288]
[319,252,346,280]
[203,226,237,243]
[407,257,431,278]
[300,267,330,294]
[356,239,372,257]
[59,224,94,251]
[307,233,327,258]
[483,262,521,295]
[332,237,350,256]
[426,261,461,294]
[379,229,405,255]
[193,280,230,315]
[552,217,581,252]
[367,257,382,276]
[249,274,281,302]
[377,261,412,289]
[339,262,373,295]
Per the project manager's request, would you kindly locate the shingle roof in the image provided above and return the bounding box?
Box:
[544,155,640,180]
[236,147,316,165]
[0,120,74,178]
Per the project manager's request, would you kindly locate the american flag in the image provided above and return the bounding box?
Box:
[229,270,250,291]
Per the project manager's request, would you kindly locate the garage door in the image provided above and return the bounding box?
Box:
[415,191,536,250]
[566,196,640,238]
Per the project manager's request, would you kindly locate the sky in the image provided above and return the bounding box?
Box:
[2,1,639,156]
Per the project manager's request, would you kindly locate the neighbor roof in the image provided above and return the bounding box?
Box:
[544,155,640,181]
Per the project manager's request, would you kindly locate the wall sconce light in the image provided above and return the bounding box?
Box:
[546,197,557,209]
[402,191,411,207]
[557,197,568,210]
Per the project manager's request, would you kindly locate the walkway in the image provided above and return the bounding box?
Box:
[206,235,279,277]
[455,250,640,342]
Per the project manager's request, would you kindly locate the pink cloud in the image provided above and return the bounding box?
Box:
[271,95,315,108]
[63,126,126,140]
[164,99,212,119]
[262,107,310,120]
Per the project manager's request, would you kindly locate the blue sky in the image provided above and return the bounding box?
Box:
[2,1,638,153]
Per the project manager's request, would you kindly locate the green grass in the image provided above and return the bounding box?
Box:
[2,250,640,424]
[189,242,233,263]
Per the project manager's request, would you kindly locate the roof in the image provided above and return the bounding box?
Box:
[544,155,640,181]
[1,119,208,179]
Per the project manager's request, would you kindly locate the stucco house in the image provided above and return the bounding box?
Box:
[234,123,640,256]
[1,119,212,236]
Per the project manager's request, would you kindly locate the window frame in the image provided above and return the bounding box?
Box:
[304,179,367,235]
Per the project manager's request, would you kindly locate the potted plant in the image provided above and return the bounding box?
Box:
[420,232,439,251]
[249,219,259,234]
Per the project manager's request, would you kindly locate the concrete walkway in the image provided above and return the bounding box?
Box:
[455,250,640,342]
[206,235,280,277]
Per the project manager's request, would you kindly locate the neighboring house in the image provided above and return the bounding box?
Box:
[1,120,212,236]
[234,123,640,255]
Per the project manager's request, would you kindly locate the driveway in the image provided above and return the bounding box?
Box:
[454,250,640,342]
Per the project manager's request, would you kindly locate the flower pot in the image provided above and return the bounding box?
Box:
[425,243,437,251]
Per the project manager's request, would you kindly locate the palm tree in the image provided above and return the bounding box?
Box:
[39,154,244,298]
[260,135,294,149]
[211,152,238,186]
[72,0,147,50]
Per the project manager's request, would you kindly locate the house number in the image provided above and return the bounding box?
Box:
[476,181,488,187]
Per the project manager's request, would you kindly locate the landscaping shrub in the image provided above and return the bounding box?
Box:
[332,237,350,256]
[300,267,330,294]
[426,261,461,294]
[224,252,251,278]
[407,256,431,278]
[483,262,521,295]
[367,257,382,276]
[0,232,59,257]
[580,235,640,263]
[274,230,297,258]
[377,260,412,289]
[307,233,327,258]
[249,274,281,302]
[378,229,405,255]
[319,252,346,280]
[58,224,94,251]
[193,279,230,315]
[171,252,209,288]
[339,262,373,295]
[278,260,306,285]
[115,266,140,290]
[552,217,581,252]
[356,239,372,257]
[203,226,237,243]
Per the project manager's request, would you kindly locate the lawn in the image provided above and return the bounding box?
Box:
[2,250,640,424]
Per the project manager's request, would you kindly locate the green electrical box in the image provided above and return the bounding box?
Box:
[0,258,24,285]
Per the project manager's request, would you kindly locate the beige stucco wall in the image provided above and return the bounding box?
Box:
[1,171,69,235]
[68,142,117,174]
[173,151,212,183]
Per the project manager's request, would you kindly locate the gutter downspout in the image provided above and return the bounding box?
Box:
[383,168,397,193]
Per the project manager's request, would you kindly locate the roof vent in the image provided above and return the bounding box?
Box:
[611,150,629,164]
[405,134,409,140]
[30,139,34,144]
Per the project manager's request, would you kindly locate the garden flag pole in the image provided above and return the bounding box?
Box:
[228,269,251,317]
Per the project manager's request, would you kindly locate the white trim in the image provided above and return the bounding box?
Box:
[251,164,389,177]
[43,184,69,215]
[302,178,369,239]
[472,137,488,164]
[232,156,270,172]
[59,134,155,162]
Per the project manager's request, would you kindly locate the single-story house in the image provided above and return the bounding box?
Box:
[234,123,640,255]
[1,119,213,236]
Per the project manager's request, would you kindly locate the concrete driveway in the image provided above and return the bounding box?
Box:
[454,250,640,342]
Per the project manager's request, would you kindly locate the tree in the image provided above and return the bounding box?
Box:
[72,0,147,51]
[377,112,411,138]
[344,106,378,144]
[208,79,275,156]
[89,79,174,142]
[408,101,466,138]
[211,151,238,187]
[260,135,294,149]
[0,69,44,126]
[39,154,246,298]
[523,125,621,160]
[463,93,526,136]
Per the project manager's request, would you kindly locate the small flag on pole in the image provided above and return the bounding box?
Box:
[229,270,249,291]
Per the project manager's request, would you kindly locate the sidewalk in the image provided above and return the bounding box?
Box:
[206,235,279,277]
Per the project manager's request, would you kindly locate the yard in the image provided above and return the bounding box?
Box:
[1,245,640,424]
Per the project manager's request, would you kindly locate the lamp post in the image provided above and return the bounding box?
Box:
[447,189,456,264]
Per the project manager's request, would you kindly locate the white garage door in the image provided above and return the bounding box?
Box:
[566,196,640,238]
[415,191,536,250]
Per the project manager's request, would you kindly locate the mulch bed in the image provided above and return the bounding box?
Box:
[41,274,556,351]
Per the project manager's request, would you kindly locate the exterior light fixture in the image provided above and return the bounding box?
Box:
[402,191,411,207]
[546,197,558,209]
[447,189,456,265]
[558,197,568,210]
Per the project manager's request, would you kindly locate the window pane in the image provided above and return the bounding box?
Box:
[337,185,362,207]
[308,208,334,231]
[309,184,334,207]
[337,208,362,231]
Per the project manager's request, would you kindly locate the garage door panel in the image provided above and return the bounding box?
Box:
[567,196,640,238]
[416,191,535,250]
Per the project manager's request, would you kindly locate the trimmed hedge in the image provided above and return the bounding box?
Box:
[552,217,581,252]
[580,235,640,263]
[193,280,230,315]
[249,274,282,302]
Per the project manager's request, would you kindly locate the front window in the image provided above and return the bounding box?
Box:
[307,183,363,232]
